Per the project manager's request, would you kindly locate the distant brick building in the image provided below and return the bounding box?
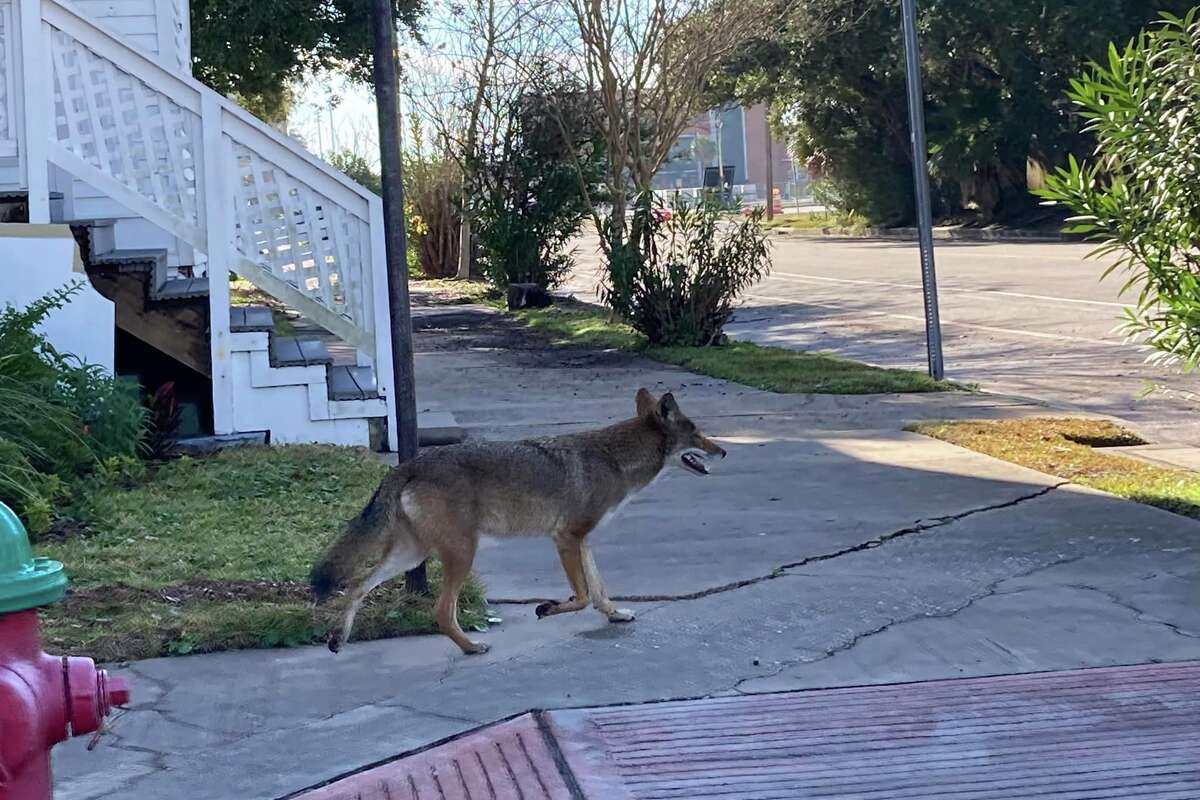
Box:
[654,104,807,201]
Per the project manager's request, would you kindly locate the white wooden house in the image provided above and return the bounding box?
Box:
[1,0,399,447]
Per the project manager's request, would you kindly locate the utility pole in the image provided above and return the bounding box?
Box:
[763,107,774,221]
[900,0,945,380]
[368,0,427,594]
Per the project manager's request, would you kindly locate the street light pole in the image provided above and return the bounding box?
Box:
[368,0,427,594]
[900,0,945,380]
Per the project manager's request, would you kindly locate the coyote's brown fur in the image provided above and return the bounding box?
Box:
[310,389,726,654]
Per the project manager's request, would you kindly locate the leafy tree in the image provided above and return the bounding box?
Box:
[714,0,1193,225]
[328,151,382,195]
[1038,11,1200,373]
[550,0,769,264]
[191,0,423,122]
[472,82,603,289]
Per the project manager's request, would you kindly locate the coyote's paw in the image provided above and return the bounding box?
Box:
[606,608,635,623]
[462,640,491,655]
[535,601,555,619]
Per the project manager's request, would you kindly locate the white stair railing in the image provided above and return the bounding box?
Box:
[14,0,394,438]
[0,1,18,158]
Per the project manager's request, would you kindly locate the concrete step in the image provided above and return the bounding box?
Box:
[415,411,463,446]
[229,305,276,332]
[270,336,334,367]
[328,365,379,400]
[154,276,209,301]
[238,320,386,408]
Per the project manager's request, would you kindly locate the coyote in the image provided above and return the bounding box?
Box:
[310,388,726,655]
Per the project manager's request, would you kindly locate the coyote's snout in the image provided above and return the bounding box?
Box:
[310,388,725,655]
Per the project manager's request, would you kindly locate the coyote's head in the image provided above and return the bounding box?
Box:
[636,388,726,476]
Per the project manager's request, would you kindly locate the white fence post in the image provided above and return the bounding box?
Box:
[201,93,234,433]
[18,0,49,221]
[368,194,398,451]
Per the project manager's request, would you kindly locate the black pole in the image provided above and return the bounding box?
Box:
[763,108,774,222]
[900,0,945,380]
[369,0,427,595]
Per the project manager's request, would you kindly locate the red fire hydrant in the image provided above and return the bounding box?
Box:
[0,502,129,799]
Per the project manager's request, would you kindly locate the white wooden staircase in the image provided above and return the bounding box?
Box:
[3,0,401,447]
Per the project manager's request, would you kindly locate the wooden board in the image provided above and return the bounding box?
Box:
[87,269,211,377]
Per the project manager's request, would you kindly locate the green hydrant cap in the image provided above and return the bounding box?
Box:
[0,501,67,613]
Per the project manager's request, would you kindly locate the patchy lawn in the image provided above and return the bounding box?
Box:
[39,446,486,661]
[761,210,868,234]
[910,418,1200,521]
[514,302,959,394]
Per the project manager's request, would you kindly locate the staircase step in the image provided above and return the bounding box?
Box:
[271,336,333,367]
[417,412,465,446]
[90,248,168,272]
[155,277,209,300]
[230,305,276,332]
[328,365,379,401]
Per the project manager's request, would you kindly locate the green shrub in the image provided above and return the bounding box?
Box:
[0,437,61,534]
[404,123,463,279]
[0,284,148,532]
[1038,10,1200,372]
[607,195,771,346]
[473,95,598,289]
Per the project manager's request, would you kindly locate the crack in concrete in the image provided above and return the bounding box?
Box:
[728,552,1092,694]
[489,482,1069,606]
[1058,583,1200,641]
[100,736,170,769]
[371,700,483,726]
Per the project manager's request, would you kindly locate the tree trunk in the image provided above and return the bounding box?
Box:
[457,213,472,279]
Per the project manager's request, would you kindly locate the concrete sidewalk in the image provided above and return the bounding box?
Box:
[55,305,1200,800]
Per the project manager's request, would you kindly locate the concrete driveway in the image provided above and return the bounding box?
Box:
[54,305,1200,800]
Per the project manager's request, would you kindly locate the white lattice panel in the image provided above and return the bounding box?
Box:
[231,142,369,325]
[49,26,201,228]
[172,0,189,74]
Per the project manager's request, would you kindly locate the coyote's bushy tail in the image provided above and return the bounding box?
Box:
[310,484,392,602]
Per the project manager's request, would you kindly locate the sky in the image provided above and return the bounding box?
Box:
[290,72,382,167]
[288,1,478,168]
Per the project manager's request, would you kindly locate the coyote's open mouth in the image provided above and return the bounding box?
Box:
[681,449,711,475]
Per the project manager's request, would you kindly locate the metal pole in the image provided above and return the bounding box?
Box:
[763,107,774,221]
[900,0,945,380]
[716,114,725,195]
[369,0,428,595]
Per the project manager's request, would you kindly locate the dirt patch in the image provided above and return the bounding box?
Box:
[62,578,312,611]
[41,518,93,544]
[413,306,642,370]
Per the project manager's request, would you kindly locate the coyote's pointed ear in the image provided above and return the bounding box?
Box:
[658,392,679,421]
[636,388,658,417]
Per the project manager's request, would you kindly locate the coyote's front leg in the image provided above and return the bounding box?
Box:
[582,544,634,623]
[537,531,591,619]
